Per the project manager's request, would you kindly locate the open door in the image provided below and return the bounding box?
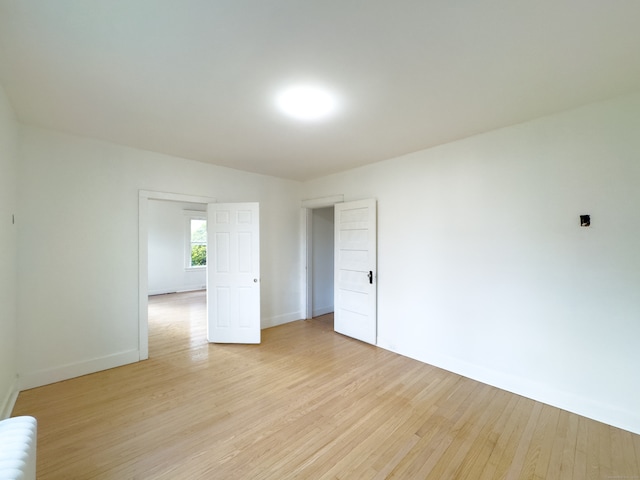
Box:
[334,199,377,344]
[207,203,261,343]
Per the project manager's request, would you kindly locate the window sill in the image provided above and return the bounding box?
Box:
[185,266,206,271]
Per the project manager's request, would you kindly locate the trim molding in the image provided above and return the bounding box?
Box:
[139,190,217,204]
[312,306,334,317]
[262,312,301,329]
[301,195,344,209]
[18,350,140,391]
[148,286,206,296]
[301,194,343,320]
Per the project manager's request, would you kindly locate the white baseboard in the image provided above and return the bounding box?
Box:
[378,342,640,436]
[148,289,177,296]
[444,356,640,435]
[148,286,205,296]
[0,377,19,420]
[19,350,140,391]
[176,286,206,293]
[262,311,302,329]
[312,306,333,317]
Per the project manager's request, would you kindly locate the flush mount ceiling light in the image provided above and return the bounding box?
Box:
[275,85,339,121]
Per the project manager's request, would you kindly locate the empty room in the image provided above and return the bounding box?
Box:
[1,1,639,478]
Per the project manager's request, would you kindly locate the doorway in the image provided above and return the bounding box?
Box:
[147,199,207,296]
[146,199,207,356]
[302,195,343,320]
[303,196,378,345]
[138,190,217,360]
[310,207,334,318]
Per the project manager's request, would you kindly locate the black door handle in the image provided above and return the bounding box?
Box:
[368,271,373,284]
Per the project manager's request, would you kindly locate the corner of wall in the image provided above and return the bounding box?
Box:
[0,376,19,420]
[0,82,19,420]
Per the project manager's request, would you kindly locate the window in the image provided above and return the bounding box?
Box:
[186,215,207,268]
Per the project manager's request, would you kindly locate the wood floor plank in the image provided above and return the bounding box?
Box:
[557,411,578,479]
[633,434,640,475]
[479,395,532,480]
[456,390,517,479]
[613,428,640,479]
[586,419,601,480]
[500,400,543,479]
[572,417,588,480]
[534,406,561,479]
[384,379,480,479]
[424,386,501,479]
[11,291,640,479]
[518,404,558,479]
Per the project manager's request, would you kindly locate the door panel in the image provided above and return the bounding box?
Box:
[334,199,377,345]
[207,203,260,344]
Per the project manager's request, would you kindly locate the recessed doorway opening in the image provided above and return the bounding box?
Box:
[302,195,378,345]
[139,190,217,360]
[302,195,343,323]
[310,206,335,318]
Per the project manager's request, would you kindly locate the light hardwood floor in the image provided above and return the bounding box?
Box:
[13,291,640,479]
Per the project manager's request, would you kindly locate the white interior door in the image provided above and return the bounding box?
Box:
[334,199,377,344]
[207,203,260,344]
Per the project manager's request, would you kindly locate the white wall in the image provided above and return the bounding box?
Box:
[312,207,334,316]
[10,89,640,434]
[302,93,640,434]
[148,200,206,295]
[0,84,19,418]
[17,126,303,389]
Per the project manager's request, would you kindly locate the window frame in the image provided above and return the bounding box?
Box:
[184,211,207,270]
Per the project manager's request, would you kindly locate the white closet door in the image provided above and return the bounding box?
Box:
[334,199,377,345]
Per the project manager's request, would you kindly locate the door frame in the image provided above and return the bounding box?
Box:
[138,190,217,360]
[301,195,344,320]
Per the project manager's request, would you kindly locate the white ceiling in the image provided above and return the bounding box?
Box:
[1,1,639,181]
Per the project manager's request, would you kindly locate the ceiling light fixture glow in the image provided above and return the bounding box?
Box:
[276,85,339,121]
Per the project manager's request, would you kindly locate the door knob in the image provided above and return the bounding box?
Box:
[368,271,373,284]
